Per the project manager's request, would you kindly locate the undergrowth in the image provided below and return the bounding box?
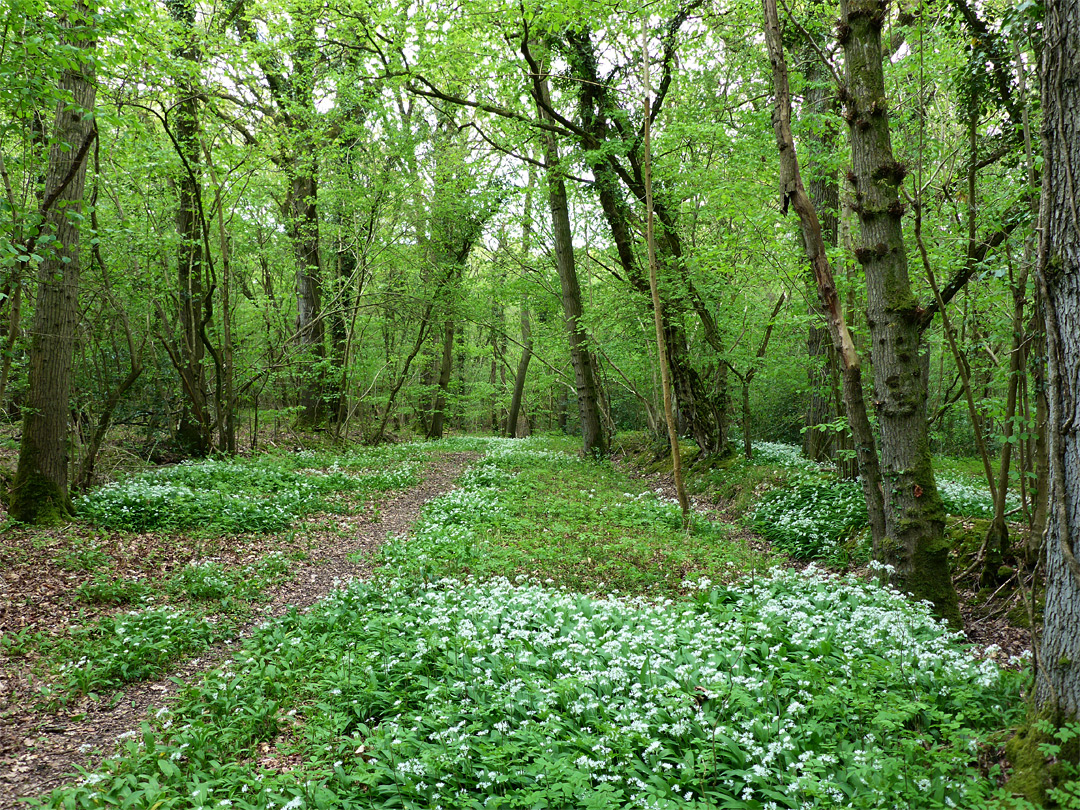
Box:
[736,442,1021,560]
[78,454,417,534]
[35,437,1027,810]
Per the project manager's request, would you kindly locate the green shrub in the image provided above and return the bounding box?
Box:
[46,607,227,701]
[753,479,868,559]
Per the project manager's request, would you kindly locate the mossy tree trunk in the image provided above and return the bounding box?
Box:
[10,1,96,525]
[838,0,960,625]
[1036,0,1080,719]
[762,0,888,556]
[167,0,212,456]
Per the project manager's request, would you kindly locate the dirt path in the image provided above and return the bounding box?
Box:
[0,453,472,809]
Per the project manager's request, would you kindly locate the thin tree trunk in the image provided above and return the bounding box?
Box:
[507,304,533,438]
[980,263,1027,585]
[642,20,688,517]
[800,53,840,463]
[531,54,607,456]
[427,319,454,439]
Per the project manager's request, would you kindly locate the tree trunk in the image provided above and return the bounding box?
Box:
[549,29,725,456]
[838,0,960,625]
[801,55,840,463]
[168,0,211,456]
[761,0,887,557]
[507,304,533,437]
[533,65,607,456]
[1029,303,1050,555]
[979,264,1027,586]
[427,319,454,439]
[1035,0,1080,719]
[9,2,96,525]
[288,171,327,425]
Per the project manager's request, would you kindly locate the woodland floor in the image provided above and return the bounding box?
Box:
[0,446,1034,808]
[632,457,1034,668]
[0,453,474,810]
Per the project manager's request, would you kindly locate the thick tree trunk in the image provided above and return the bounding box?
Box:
[168,0,211,456]
[838,0,960,625]
[762,0,887,556]
[9,2,96,524]
[288,171,327,425]
[1035,0,1080,719]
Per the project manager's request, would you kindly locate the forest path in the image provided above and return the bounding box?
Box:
[0,452,474,810]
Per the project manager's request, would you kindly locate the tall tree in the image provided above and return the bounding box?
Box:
[530,45,607,456]
[762,0,887,556]
[166,0,212,455]
[837,0,961,624]
[9,0,97,524]
[1035,0,1080,719]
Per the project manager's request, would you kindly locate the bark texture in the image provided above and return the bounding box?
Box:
[1036,0,1080,718]
[838,0,960,625]
[533,59,607,456]
[9,3,96,524]
[168,0,211,455]
[761,0,887,553]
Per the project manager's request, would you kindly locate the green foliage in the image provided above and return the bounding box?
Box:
[732,443,1023,559]
[1,626,45,658]
[43,607,230,705]
[35,546,1024,809]
[379,437,770,595]
[77,454,418,534]
[166,561,234,602]
[76,575,154,605]
[54,536,111,571]
[937,475,1020,518]
[753,479,868,560]
[166,552,293,603]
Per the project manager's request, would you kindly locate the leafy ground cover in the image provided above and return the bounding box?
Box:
[32,437,1030,810]
[3,449,423,715]
[380,438,774,595]
[739,442,1020,561]
[78,452,419,534]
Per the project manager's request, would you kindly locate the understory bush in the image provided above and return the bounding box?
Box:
[752,479,867,559]
[43,607,230,703]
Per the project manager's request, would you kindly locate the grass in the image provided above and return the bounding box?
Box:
[32,436,1028,810]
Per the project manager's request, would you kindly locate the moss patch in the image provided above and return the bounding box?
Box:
[1005,708,1080,807]
[8,467,74,526]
